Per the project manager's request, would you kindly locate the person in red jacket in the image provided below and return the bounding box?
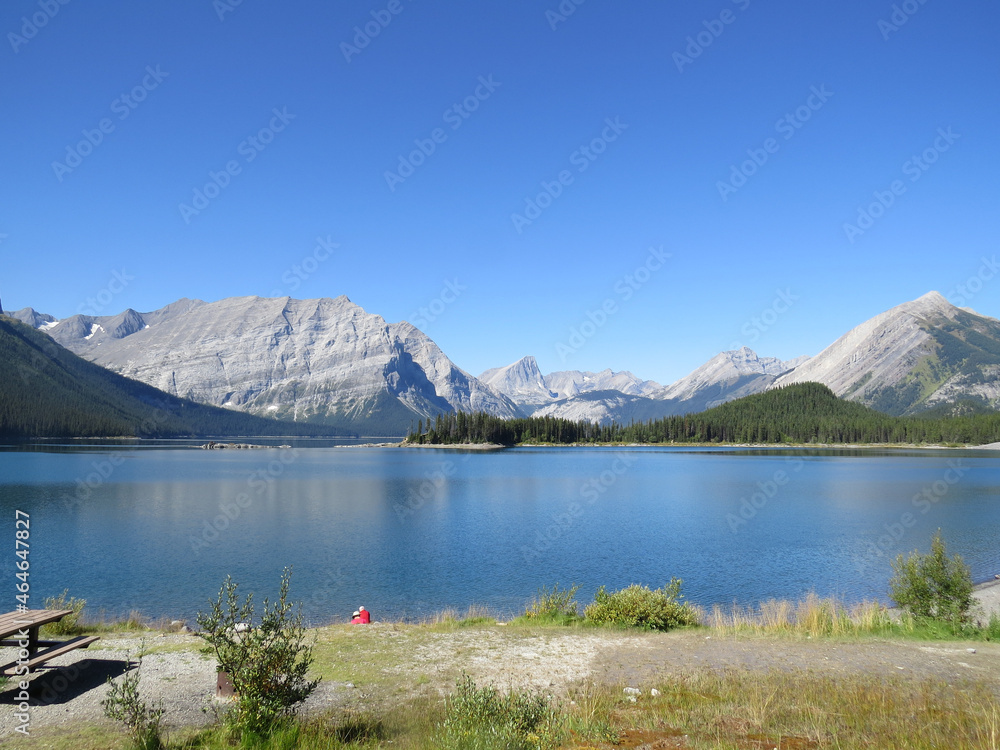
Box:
[358,606,371,624]
[350,610,362,624]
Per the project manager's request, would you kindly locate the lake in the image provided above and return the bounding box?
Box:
[1,443,998,624]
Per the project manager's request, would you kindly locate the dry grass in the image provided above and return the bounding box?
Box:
[705,593,895,637]
[417,604,498,629]
[6,614,1000,750]
[9,670,999,750]
[604,669,1000,750]
[76,608,156,633]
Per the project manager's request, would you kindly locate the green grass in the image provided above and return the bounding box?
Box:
[572,670,1000,750]
[433,673,562,749]
[9,667,998,750]
[6,595,1000,750]
[40,596,191,637]
[985,612,1000,641]
[40,589,87,636]
[415,605,499,630]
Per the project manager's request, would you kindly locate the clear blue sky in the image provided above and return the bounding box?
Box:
[2,0,997,384]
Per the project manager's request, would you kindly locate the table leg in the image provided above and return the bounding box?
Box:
[27,626,39,658]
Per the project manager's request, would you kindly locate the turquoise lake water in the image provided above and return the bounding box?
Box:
[1,444,998,623]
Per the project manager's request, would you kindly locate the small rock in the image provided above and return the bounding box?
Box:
[650,688,661,697]
[623,687,641,696]
[967,648,976,654]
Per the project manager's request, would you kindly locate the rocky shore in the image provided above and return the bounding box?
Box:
[200,442,292,449]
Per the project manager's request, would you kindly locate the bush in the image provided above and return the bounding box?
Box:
[889,530,974,627]
[101,647,164,750]
[584,579,698,631]
[985,613,1000,642]
[196,567,319,737]
[522,583,580,624]
[436,673,562,750]
[42,589,86,635]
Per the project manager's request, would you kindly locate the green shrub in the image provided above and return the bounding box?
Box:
[522,583,580,624]
[436,673,562,750]
[889,530,974,628]
[196,567,320,737]
[42,589,86,635]
[584,579,698,631]
[984,612,1000,642]
[101,647,164,750]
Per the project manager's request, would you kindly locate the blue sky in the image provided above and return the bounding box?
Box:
[2,0,997,385]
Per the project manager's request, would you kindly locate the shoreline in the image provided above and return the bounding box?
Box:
[3,616,999,744]
[397,442,505,451]
[9,437,999,450]
[973,577,1000,619]
[397,441,987,450]
[82,581,1000,629]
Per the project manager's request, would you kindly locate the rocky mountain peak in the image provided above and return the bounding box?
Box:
[773,291,1000,414]
[9,307,58,330]
[42,295,518,433]
[479,356,555,412]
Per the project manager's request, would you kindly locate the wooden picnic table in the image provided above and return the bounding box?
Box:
[0,609,99,676]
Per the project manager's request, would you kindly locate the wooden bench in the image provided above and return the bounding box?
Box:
[0,609,100,676]
[0,636,101,676]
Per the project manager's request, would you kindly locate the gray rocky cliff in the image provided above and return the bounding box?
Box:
[45,295,518,431]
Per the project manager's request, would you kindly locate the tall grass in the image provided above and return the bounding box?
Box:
[707,593,895,636]
[517,583,581,625]
[80,609,152,633]
[986,612,1000,641]
[421,605,497,629]
[41,589,87,635]
[703,592,1000,641]
[434,673,563,750]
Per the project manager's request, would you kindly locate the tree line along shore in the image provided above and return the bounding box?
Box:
[405,383,1000,447]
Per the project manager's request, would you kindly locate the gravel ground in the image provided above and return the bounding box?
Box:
[973,578,1000,621]
[0,633,355,741]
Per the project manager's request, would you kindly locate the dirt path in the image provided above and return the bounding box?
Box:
[2,625,998,743]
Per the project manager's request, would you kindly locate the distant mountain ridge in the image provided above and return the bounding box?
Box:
[488,292,1000,422]
[655,346,809,411]
[411,381,1000,448]
[487,348,807,424]
[0,314,346,438]
[12,290,1000,430]
[773,291,1000,415]
[478,356,661,415]
[14,296,518,434]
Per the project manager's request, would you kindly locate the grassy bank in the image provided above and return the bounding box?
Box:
[8,641,999,750]
[6,593,1000,750]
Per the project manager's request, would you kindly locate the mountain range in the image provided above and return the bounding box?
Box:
[8,290,1000,433]
[773,291,1000,415]
[12,295,517,434]
[0,314,345,438]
